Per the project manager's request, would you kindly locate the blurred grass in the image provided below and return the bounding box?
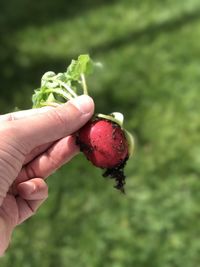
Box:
[1,0,200,266]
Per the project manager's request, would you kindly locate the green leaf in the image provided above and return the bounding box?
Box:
[32,87,46,108]
[66,54,93,81]
[32,54,95,108]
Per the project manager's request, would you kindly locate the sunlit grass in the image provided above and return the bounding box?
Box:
[15,0,200,60]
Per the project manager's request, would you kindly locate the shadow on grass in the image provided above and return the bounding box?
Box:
[90,8,200,54]
[0,0,117,111]
[0,0,117,34]
[1,6,200,112]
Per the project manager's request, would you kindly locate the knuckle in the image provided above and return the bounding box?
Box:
[25,164,37,179]
[6,113,15,121]
[48,154,60,171]
[48,109,67,129]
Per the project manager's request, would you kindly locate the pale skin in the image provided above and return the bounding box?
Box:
[0,95,94,256]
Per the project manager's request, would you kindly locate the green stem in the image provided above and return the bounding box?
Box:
[45,89,73,100]
[39,102,61,107]
[48,78,78,98]
[58,81,78,98]
[81,74,88,95]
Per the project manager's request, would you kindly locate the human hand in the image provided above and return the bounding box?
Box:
[0,95,94,256]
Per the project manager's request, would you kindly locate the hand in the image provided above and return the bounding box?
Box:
[0,95,94,256]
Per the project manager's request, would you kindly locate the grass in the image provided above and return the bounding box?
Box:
[1,0,200,266]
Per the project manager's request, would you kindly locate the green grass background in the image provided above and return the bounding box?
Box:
[1,0,200,266]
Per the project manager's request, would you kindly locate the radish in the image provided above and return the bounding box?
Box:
[77,118,129,169]
[76,113,133,192]
[32,55,134,192]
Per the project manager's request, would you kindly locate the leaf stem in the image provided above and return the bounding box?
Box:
[40,102,61,107]
[47,78,78,98]
[58,81,78,98]
[45,89,73,100]
[81,74,88,95]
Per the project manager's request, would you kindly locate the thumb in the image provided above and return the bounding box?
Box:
[5,95,94,154]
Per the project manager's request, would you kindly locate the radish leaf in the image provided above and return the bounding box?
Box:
[32,54,94,108]
[66,54,93,81]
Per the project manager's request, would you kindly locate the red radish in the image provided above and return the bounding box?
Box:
[77,119,128,169]
[76,113,133,192]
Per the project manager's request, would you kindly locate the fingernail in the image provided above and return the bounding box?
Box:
[69,95,94,114]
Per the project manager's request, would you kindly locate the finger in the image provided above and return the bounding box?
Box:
[16,178,48,224]
[23,141,54,165]
[17,178,48,200]
[5,95,94,154]
[13,135,78,187]
[0,106,53,122]
[25,135,79,179]
[16,196,47,224]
